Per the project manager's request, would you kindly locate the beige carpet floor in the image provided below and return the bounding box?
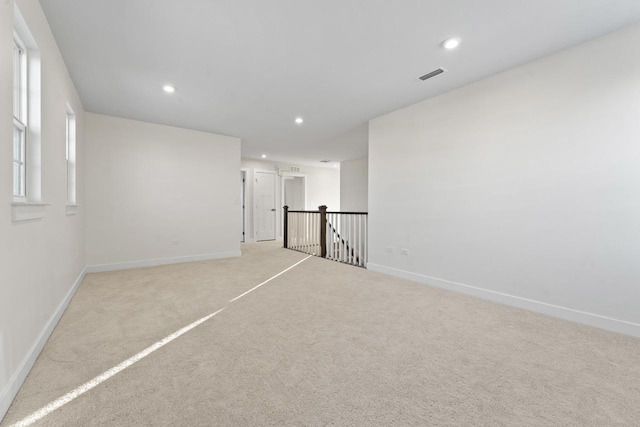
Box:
[2,241,640,426]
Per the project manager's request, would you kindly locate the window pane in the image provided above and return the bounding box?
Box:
[13,124,25,197]
[65,115,69,161]
[13,126,21,161]
[13,161,20,196]
[13,41,22,119]
[66,112,76,204]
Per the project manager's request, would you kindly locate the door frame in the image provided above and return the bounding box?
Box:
[280,172,307,211]
[240,169,248,242]
[253,169,277,241]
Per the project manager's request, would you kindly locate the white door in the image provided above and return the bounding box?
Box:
[255,170,276,241]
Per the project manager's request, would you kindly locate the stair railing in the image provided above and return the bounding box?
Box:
[284,205,368,268]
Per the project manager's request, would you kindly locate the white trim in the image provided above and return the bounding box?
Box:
[12,202,49,222]
[241,168,249,243]
[0,267,86,421]
[65,204,80,216]
[11,202,49,206]
[279,171,306,178]
[367,262,640,339]
[86,251,241,273]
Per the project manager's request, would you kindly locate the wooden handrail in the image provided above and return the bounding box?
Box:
[286,210,368,215]
[326,211,368,215]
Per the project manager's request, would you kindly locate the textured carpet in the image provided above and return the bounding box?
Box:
[2,242,639,426]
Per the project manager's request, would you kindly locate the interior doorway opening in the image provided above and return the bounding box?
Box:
[281,173,307,214]
[283,176,305,210]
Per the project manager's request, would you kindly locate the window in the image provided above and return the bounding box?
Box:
[66,106,77,205]
[13,35,27,199]
[11,4,44,221]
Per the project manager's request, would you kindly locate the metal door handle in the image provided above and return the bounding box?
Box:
[271,209,276,211]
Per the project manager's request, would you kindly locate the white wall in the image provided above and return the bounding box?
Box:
[369,24,640,337]
[0,0,86,419]
[241,158,340,241]
[85,113,241,269]
[305,166,341,212]
[340,157,368,212]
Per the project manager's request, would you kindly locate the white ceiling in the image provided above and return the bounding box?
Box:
[40,0,640,166]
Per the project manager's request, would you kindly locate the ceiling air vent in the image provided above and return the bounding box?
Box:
[419,67,446,81]
[320,160,331,163]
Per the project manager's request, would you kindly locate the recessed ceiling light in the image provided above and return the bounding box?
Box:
[261,154,267,158]
[333,164,339,168]
[162,85,176,93]
[442,37,461,50]
[295,117,304,124]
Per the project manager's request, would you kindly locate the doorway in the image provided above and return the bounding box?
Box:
[281,173,307,216]
[283,176,305,210]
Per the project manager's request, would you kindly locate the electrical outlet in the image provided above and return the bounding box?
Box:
[171,239,180,246]
[401,248,409,255]
[386,246,394,253]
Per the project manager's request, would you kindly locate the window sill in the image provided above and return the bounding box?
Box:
[66,204,80,216]
[12,202,49,222]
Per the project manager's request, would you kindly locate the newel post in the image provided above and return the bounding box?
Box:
[319,205,327,258]
[283,206,289,248]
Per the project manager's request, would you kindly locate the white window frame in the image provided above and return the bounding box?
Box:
[13,34,27,201]
[66,106,77,205]
[12,4,46,222]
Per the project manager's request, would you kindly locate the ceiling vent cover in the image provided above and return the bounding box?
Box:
[319,160,331,163]
[419,67,446,81]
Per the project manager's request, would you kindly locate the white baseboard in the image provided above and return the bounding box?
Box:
[0,268,86,422]
[86,250,242,273]
[367,263,640,339]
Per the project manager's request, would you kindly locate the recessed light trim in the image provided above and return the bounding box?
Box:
[295,117,304,124]
[162,85,176,93]
[442,37,461,50]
